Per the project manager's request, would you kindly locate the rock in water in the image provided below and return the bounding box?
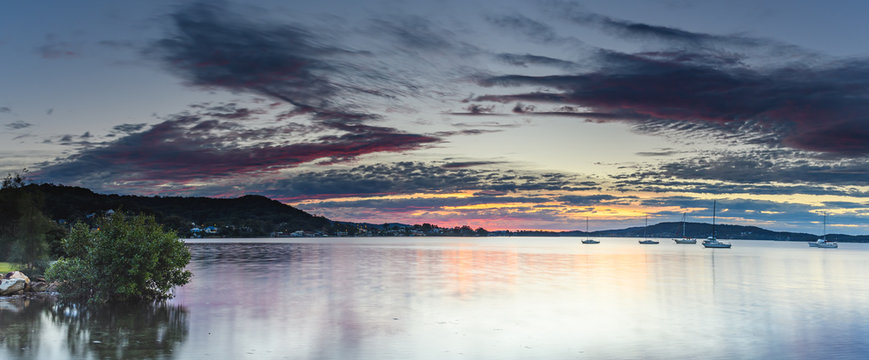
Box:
[0,278,27,295]
[5,271,30,286]
[30,281,49,292]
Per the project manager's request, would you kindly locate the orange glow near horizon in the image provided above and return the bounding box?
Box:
[284,187,869,232]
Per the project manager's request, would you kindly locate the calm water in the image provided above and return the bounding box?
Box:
[2,237,869,359]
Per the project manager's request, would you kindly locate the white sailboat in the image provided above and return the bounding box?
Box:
[639,215,659,244]
[673,213,697,244]
[702,200,731,248]
[581,217,599,244]
[810,213,838,248]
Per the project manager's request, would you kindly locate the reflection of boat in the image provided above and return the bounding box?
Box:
[581,217,600,244]
[702,200,731,249]
[810,213,838,248]
[673,213,697,244]
[639,215,659,244]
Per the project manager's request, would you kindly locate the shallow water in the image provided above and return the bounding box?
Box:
[3,237,869,359]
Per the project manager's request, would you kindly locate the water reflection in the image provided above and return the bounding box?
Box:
[1,299,188,359]
[4,238,869,359]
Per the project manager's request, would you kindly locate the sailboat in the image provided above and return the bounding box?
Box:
[639,215,659,244]
[809,212,838,248]
[702,200,731,248]
[581,217,600,244]
[673,213,697,244]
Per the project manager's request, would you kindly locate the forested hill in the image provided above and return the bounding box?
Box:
[560,221,869,242]
[23,184,333,237]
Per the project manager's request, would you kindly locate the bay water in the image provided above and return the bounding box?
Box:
[2,237,869,359]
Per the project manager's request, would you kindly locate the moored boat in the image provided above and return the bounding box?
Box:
[639,215,659,244]
[581,217,600,244]
[810,213,838,248]
[702,200,731,249]
[673,213,697,244]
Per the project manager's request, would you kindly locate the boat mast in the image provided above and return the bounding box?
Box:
[682,213,687,238]
[823,212,827,241]
[586,216,589,241]
[712,200,717,239]
[644,215,648,239]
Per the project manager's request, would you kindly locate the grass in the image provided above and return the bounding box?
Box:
[0,262,17,273]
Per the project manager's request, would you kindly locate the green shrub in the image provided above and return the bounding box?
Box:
[46,214,192,304]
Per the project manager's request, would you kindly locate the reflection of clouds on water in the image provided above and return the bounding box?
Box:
[0,299,188,360]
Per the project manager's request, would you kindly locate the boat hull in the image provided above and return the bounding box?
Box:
[674,239,697,244]
[639,240,659,244]
[703,242,731,248]
[581,240,600,244]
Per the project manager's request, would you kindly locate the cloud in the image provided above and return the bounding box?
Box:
[371,16,474,54]
[36,34,78,59]
[476,52,869,156]
[486,14,563,44]
[34,106,441,189]
[441,161,506,169]
[0,107,11,113]
[556,194,630,206]
[149,2,362,110]
[617,150,869,189]
[495,53,578,69]
[5,121,32,130]
[112,123,148,134]
[253,162,600,201]
[472,9,869,156]
[547,0,806,57]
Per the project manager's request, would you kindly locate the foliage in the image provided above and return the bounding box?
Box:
[0,170,64,273]
[46,214,192,304]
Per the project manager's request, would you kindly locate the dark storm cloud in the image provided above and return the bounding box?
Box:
[474,9,869,156]
[5,121,32,130]
[0,107,11,113]
[256,162,599,201]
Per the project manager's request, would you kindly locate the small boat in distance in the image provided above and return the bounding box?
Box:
[673,213,697,244]
[810,213,838,248]
[581,217,599,244]
[639,215,659,244]
[702,200,731,248]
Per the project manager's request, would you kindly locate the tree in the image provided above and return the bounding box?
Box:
[46,213,192,304]
[0,169,61,273]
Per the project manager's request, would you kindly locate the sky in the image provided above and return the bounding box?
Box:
[3,0,869,234]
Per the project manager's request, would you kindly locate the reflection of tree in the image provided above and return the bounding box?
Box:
[47,302,188,360]
[0,299,47,359]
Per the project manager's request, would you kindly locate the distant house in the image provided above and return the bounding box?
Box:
[204,226,219,234]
